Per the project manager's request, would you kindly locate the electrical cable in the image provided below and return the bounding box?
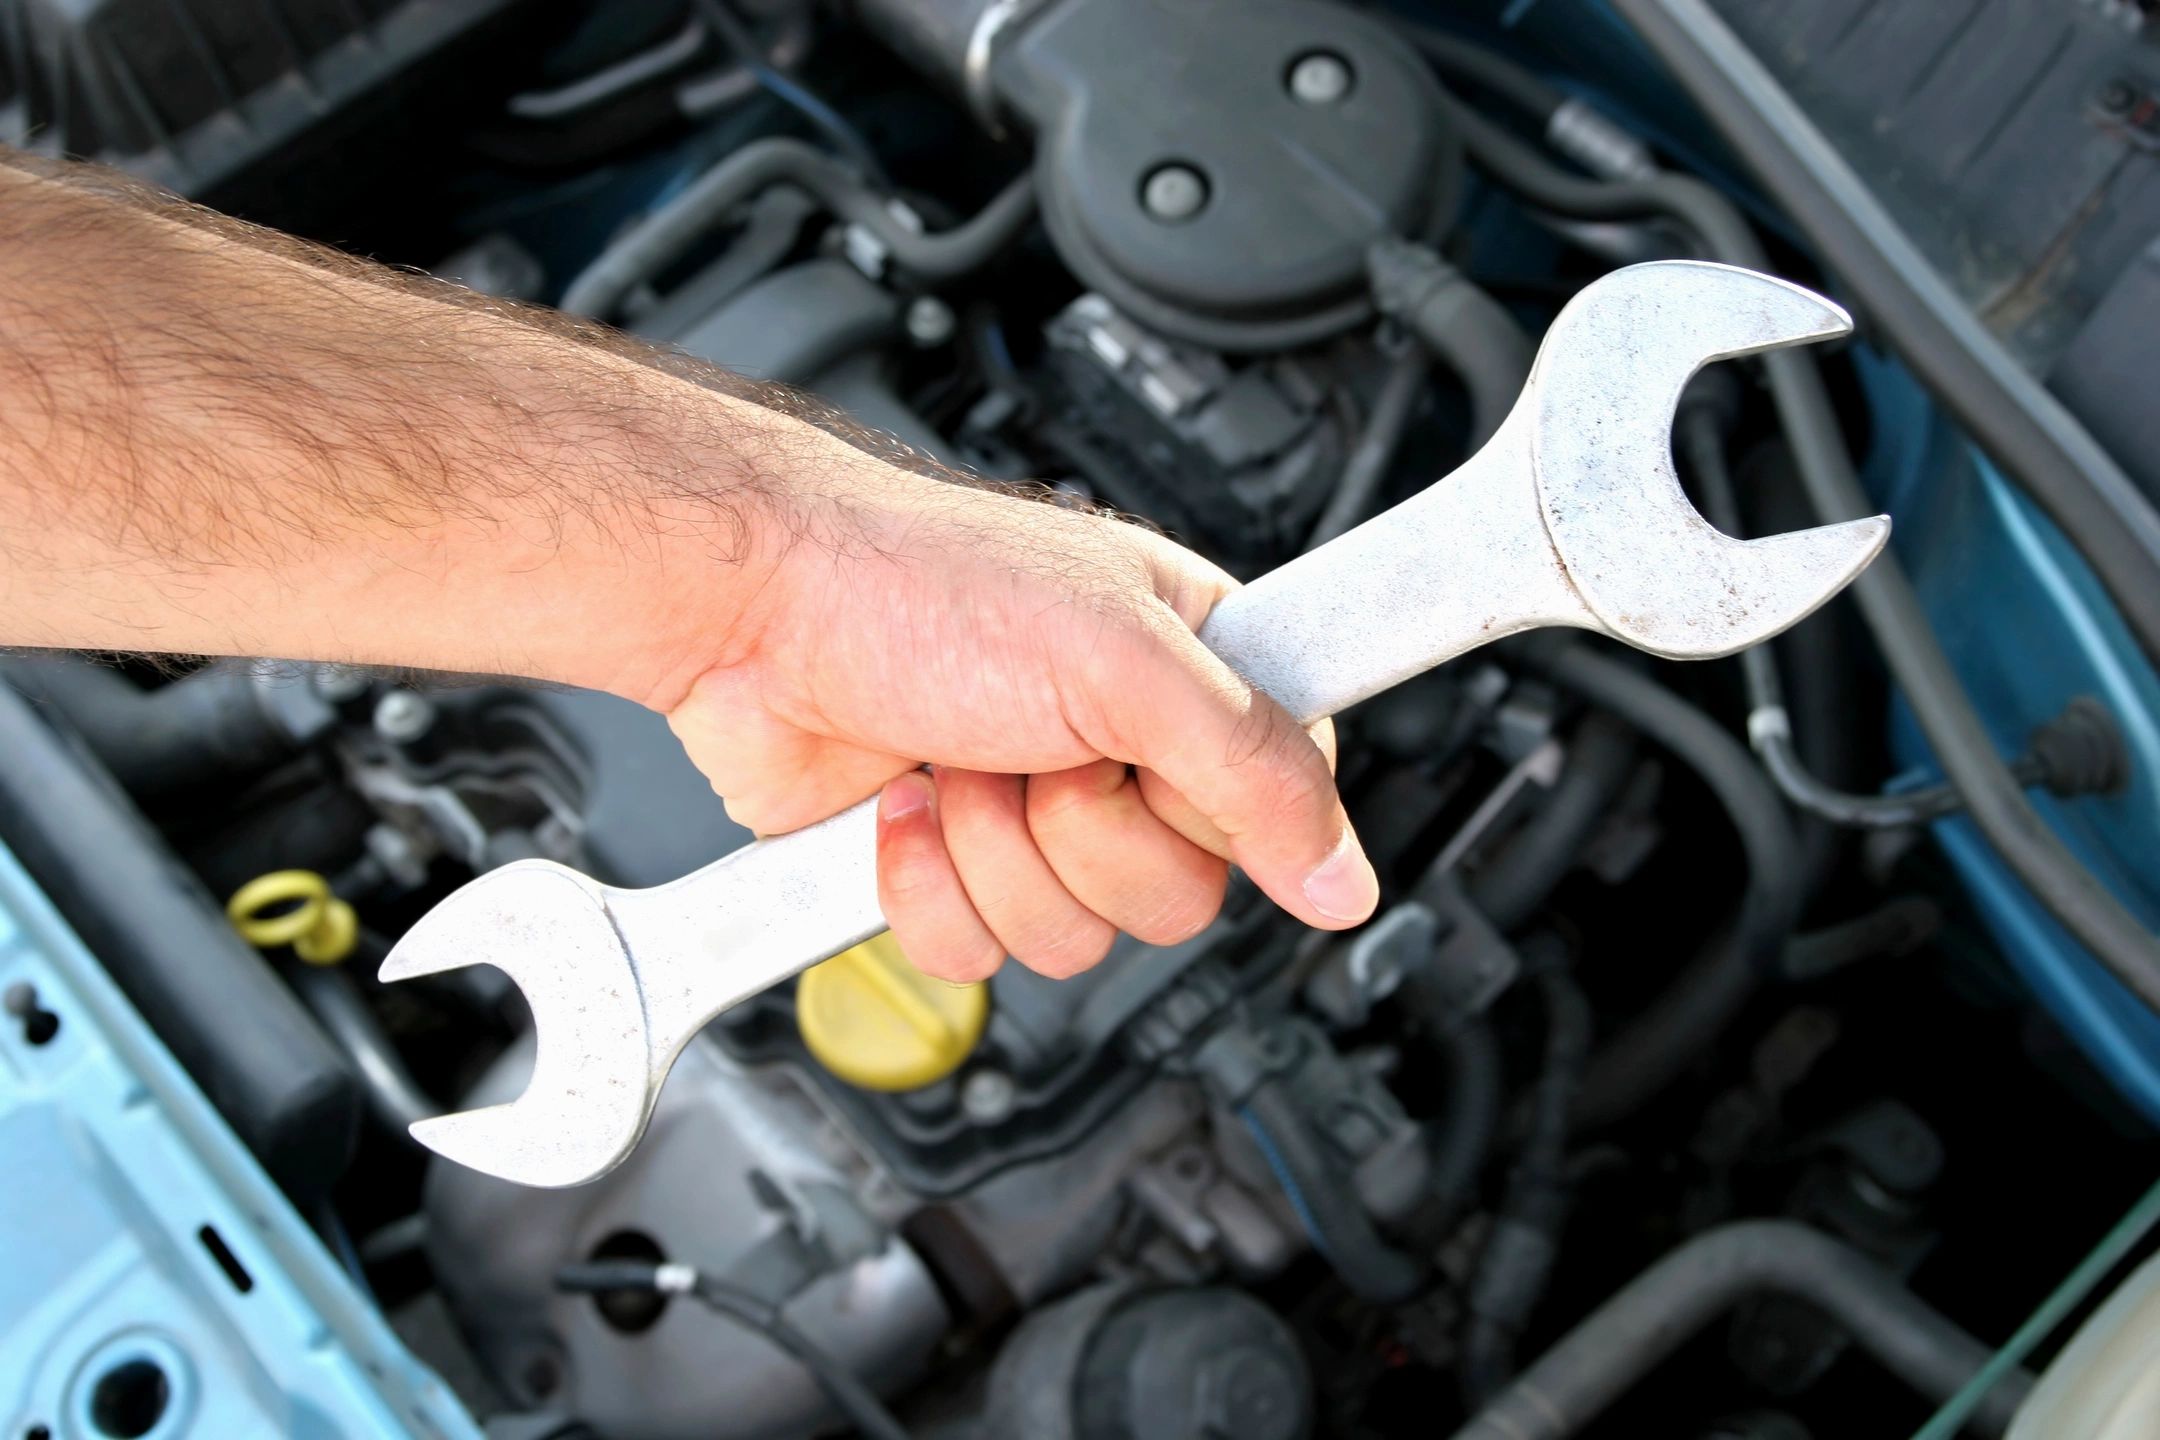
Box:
[1681,409,2125,829]
[1442,90,2160,1019]
[558,1260,911,1440]
[1609,0,2160,674]
[1240,1081,1429,1304]
[691,0,887,185]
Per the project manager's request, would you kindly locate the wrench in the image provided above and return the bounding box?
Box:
[381,260,1888,1189]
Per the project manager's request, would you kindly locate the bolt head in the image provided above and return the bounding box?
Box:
[960,1067,1016,1125]
[2100,78,2138,114]
[1142,163,1209,222]
[373,689,435,745]
[1288,51,1353,106]
[905,295,956,347]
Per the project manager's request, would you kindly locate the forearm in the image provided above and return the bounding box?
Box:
[0,153,866,703]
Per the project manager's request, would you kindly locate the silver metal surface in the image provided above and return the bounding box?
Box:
[381,260,1890,1190]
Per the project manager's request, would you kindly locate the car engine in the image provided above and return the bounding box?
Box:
[4,1,2160,1438]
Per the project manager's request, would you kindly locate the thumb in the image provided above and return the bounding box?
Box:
[1075,606,1377,930]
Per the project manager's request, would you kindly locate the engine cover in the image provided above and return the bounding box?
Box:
[994,0,1458,350]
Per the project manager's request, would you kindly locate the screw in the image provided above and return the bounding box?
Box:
[1288,51,1353,106]
[2099,78,2139,115]
[960,1067,1016,1125]
[1142,163,1209,222]
[4,981,59,1046]
[372,690,435,745]
[905,295,956,348]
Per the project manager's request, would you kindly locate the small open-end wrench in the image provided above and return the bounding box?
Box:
[381,260,1889,1189]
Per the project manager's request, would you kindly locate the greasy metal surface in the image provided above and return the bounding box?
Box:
[381,259,1889,1189]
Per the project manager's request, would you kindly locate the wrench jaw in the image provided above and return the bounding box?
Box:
[1529,261,1891,659]
[380,860,657,1188]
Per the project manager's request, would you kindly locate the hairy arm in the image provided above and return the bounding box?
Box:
[0,152,856,702]
[0,150,1377,971]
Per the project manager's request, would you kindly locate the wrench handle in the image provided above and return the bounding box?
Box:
[636,424,1590,1035]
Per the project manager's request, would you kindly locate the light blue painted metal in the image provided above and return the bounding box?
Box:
[0,839,481,1440]
[1859,349,2160,1124]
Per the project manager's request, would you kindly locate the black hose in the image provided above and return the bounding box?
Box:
[1308,343,1432,547]
[1780,895,1941,982]
[1450,1221,2032,1440]
[560,137,1035,318]
[1680,410,2078,830]
[1608,0,2160,673]
[1467,709,1640,932]
[1572,894,1945,1133]
[1365,237,1536,452]
[1527,644,1801,979]
[1240,1079,1428,1304]
[3,655,295,804]
[1447,93,2160,1019]
[1395,1006,1504,1248]
[1461,965,1593,1407]
[1395,22,1565,123]
[691,0,887,185]
[558,1261,911,1440]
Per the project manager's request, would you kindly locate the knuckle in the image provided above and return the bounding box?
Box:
[1014,919,1116,979]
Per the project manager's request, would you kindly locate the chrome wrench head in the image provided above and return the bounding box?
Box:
[380,859,658,1187]
[380,260,1889,1191]
[1526,261,1888,657]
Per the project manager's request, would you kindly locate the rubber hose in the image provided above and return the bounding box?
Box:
[1572,894,1944,1133]
[1447,94,2160,1019]
[1419,1013,1504,1240]
[3,655,293,803]
[1396,22,1566,122]
[1450,1221,2032,1440]
[288,966,437,1135]
[1366,237,1536,450]
[1570,922,1753,1133]
[1528,644,1801,979]
[561,137,1035,318]
[1461,966,1594,1406]
[1309,344,1433,547]
[1609,0,2160,673]
[1241,1079,1428,1304]
[1467,709,1639,932]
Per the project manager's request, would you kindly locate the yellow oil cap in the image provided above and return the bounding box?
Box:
[796,931,989,1091]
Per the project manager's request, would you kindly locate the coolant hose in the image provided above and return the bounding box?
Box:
[1461,966,1593,1405]
[1609,0,2160,672]
[1466,709,1639,933]
[1422,1013,1503,1235]
[1451,1221,2032,1440]
[3,655,293,804]
[1367,236,1535,450]
[1528,644,1800,979]
[561,137,1035,319]
[1446,93,2160,1023]
[1240,1078,1428,1304]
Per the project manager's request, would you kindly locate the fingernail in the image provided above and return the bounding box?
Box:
[1302,829,1378,923]
[881,772,933,822]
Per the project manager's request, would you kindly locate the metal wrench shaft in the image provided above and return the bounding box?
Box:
[384,260,1889,1189]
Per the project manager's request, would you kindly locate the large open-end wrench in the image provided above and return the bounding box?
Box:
[380,260,1889,1189]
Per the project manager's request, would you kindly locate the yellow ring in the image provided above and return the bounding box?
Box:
[227,870,359,966]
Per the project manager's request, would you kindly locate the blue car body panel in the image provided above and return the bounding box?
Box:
[0,840,481,1440]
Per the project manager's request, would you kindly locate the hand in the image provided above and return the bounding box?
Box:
[657,458,1380,982]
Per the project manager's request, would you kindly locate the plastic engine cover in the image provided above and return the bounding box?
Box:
[995,0,1454,348]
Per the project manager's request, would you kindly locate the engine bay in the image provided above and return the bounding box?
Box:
[5,1,2160,1437]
